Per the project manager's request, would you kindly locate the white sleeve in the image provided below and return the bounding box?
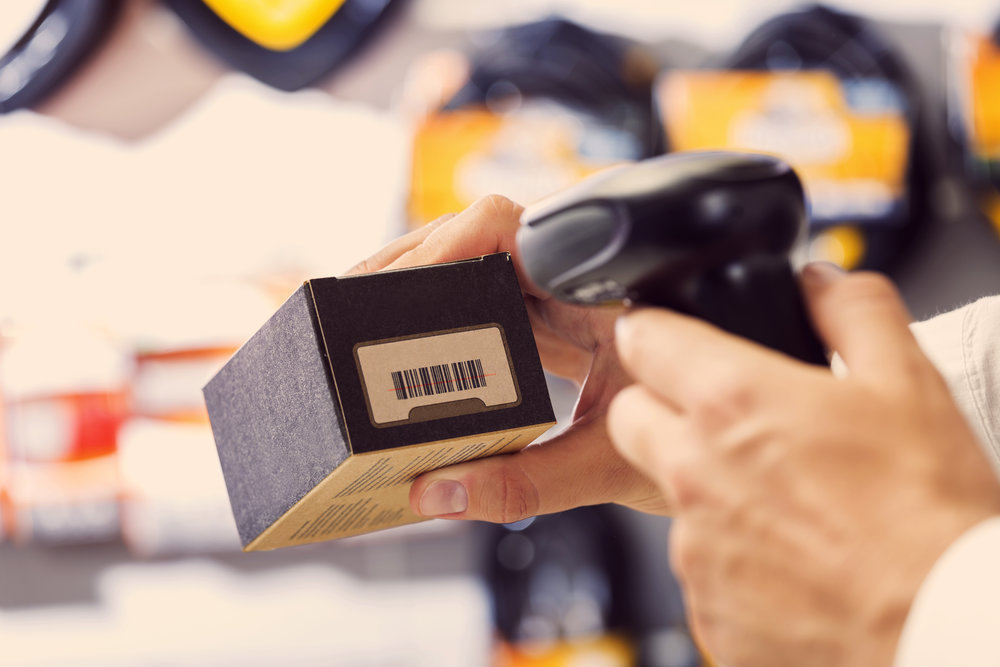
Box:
[911,295,1000,474]
[894,517,1000,666]
[893,296,1000,665]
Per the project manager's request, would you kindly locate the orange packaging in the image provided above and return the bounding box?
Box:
[657,70,910,225]
[0,444,7,543]
[408,103,636,228]
[4,391,128,462]
[493,635,635,667]
[947,29,1000,235]
[950,31,1000,161]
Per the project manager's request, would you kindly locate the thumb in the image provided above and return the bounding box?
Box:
[800,263,924,383]
[409,416,663,523]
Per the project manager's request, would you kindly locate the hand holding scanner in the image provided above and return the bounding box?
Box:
[516,151,828,365]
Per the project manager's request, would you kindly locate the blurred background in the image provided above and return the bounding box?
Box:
[3,0,1000,665]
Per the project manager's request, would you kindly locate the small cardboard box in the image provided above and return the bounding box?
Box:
[203,253,555,551]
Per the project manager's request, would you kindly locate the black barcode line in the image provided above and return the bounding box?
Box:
[390,359,488,400]
[392,371,405,400]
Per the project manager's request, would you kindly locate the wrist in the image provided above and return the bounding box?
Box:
[894,515,1000,665]
[853,506,1000,667]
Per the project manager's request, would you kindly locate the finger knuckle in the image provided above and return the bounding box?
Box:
[348,257,376,275]
[606,386,642,441]
[669,466,705,509]
[616,310,659,368]
[480,462,541,524]
[473,194,522,221]
[608,386,677,475]
[689,372,757,430]
[668,520,700,583]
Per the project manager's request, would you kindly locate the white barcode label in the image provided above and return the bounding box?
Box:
[355,325,519,426]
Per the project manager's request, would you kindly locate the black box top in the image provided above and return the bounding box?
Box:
[310,253,554,453]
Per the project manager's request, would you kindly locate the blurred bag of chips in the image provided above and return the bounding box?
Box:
[493,635,635,667]
[947,26,1000,234]
[406,18,662,229]
[657,5,925,271]
[0,438,8,544]
[658,68,911,269]
[409,101,645,227]
[1,323,129,463]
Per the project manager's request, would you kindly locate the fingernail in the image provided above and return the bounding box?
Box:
[802,261,846,286]
[418,480,468,516]
[614,314,635,344]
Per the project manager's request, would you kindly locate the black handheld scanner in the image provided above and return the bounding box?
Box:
[516,151,828,365]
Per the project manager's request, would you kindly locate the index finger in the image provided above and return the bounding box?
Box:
[383,195,548,299]
[799,264,925,385]
[614,308,804,413]
[342,212,456,276]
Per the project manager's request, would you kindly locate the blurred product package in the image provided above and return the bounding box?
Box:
[204,253,555,551]
[656,4,925,271]
[118,419,240,556]
[4,454,121,546]
[108,277,273,555]
[947,22,1000,234]
[0,266,274,550]
[1,320,129,464]
[0,426,7,544]
[405,18,661,228]
[114,278,276,423]
[0,265,128,545]
[0,367,7,542]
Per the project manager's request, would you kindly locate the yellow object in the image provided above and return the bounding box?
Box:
[808,224,867,270]
[409,107,628,227]
[494,635,635,667]
[202,0,347,50]
[950,31,1000,235]
[959,33,1000,160]
[984,192,1000,236]
[657,70,909,223]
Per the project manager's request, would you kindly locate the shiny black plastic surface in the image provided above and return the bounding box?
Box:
[517,151,828,365]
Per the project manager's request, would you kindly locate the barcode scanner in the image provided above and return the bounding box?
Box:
[516,151,829,365]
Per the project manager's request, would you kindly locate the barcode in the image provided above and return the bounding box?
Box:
[390,359,487,400]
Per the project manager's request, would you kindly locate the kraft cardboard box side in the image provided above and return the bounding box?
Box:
[203,253,555,551]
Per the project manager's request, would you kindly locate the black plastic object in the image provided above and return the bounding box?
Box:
[0,0,122,113]
[164,0,397,92]
[724,4,914,96]
[480,506,639,647]
[444,17,663,159]
[719,3,927,271]
[517,151,828,366]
